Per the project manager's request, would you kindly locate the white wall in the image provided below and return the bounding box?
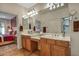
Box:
[68,3,79,56]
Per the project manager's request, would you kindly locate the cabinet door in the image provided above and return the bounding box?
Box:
[41,44,50,56]
[22,37,26,48]
[26,39,31,51]
[53,45,66,56]
[50,45,54,56]
[31,40,38,52]
[40,39,50,56]
[55,40,69,47]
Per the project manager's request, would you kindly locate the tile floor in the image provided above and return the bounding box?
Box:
[0,44,40,56]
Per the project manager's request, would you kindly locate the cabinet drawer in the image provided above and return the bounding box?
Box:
[47,39,55,45]
[22,35,30,39]
[55,40,69,47]
[40,38,47,43]
[22,35,26,38]
[54,45,66,56]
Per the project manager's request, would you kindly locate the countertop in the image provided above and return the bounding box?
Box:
[41,35,70,41]
[21,33,70,42]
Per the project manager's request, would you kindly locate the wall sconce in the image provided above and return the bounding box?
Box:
[19,25,23,31]
[69,10,77,21]
[69,10,77,16]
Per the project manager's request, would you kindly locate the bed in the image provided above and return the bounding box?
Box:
[0,34,16,46]
[3,35,16,41]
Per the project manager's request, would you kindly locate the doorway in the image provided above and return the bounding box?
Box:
[0,11,17,47]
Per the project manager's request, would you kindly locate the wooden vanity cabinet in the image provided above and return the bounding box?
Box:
[26,37,31,51]
[22,35,39,52]
[22,35,31,51]
[55,40,70,56]
[53,45,67,56]
[31,39,39,52]
[40,38,70,56]
[40,38,50,56]
[55,40,69,47]
[47,39,55,56]
[22,35,26,49]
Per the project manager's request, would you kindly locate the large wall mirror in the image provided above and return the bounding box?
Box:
[22,18,29,31]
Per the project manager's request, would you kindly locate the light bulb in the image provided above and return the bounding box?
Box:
[48,3,50,7]
[56,3,60,8]
[61,3,64,6]
[49,6,52,10]
[53,5,56,9]
[32,10,35,14]
[27,11,33,15]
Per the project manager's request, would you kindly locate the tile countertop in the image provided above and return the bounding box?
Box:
[21,33,70,42]
[21,32,40,36]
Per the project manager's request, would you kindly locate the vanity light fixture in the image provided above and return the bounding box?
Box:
[22,15,28,19]
[27,8,38,17]
[61,3,64,6]
[56,3,60,8]
[22,8,38,19]
[46,3,64,10]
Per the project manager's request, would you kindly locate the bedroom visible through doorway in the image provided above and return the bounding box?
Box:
[0,11,17,47]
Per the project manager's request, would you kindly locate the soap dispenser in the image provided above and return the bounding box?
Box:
[43,27,46,33]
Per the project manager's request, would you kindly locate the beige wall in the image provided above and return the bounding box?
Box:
[68,3,79,56]
[0,3,27,49]
[0,3,27,25]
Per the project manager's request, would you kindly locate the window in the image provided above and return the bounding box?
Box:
[63,17,70,34]
[0,22,5,34]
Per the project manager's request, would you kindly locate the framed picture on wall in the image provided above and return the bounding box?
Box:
[73,21,79,32]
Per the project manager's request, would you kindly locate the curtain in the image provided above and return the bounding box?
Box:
[0,22,5,34]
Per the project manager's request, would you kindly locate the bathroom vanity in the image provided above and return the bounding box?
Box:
[39,34,70,56]
[21,33,71,56]
[39,38,70,56]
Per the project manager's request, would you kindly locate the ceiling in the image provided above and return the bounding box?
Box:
[17,3,37,9]
[0,11,16,20]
